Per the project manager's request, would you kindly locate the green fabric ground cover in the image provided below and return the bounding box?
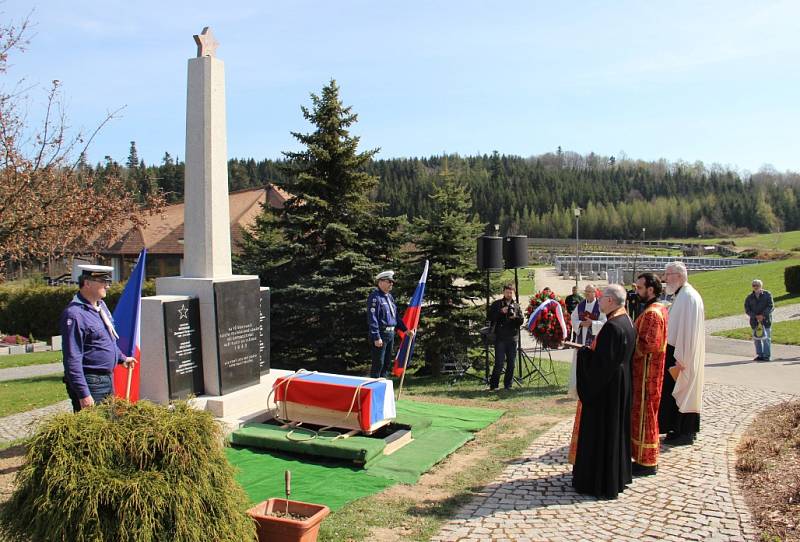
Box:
[226,399,504,510]
[227,447,395,512]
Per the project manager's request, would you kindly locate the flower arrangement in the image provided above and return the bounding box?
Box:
[525,289,572,348]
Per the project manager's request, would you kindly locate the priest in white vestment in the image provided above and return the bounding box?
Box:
[659,261,705,445]
[567,284,607,398]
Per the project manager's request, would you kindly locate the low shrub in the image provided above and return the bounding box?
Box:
[786,265,800,294]
[0,398,255,542]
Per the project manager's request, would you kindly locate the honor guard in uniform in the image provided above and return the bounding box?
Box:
[61,265,136,412]
[367,270,413,378]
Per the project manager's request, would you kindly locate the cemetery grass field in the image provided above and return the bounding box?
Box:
[0,374,65,418]
[319,361,574,542]
[691,259,800,320]
[0,351,61,370]
[668,230,800,253]
[713,320,800,346]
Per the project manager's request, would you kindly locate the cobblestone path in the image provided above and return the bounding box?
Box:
[0,401,71,444]
[432,383,797,542]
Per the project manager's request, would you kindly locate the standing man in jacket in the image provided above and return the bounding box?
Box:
[488,283,525,390]
[744,279,774,361]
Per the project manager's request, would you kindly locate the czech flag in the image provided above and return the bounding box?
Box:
[392,260,429,376]
[113,249,146,402]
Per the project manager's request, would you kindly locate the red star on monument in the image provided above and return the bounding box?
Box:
[193,27,219,58]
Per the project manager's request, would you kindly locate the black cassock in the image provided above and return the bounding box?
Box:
[572,313,635,500]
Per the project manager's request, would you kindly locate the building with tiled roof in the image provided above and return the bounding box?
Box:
[100,185,289,280]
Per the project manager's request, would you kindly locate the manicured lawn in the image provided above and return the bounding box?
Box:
[713,320,800,346]
[691,259,800,320]
[0,374,66,418]
[0,351,61,370]
[499,266,540,296]
[667,230,800,252]
[319,360,573,541]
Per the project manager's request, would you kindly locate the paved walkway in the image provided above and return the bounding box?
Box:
[0,400,71,444]
[433,383,797,542]
[0,362,62,382]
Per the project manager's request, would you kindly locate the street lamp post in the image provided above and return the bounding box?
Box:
[632,227,646,283]
[574,208,582,289]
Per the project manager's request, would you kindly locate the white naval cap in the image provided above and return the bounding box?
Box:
[78,264,114,280]
[376,270,395,282]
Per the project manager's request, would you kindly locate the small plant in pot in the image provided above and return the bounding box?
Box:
[247,470,330,542]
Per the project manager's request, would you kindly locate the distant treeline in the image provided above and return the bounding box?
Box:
[95,144,800,240]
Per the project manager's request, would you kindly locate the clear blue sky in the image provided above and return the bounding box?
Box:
[4,0,799,173]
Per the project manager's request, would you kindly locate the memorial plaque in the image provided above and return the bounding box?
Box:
[259,288,271,375]
[213,279,261,394]
[163,298,204,400]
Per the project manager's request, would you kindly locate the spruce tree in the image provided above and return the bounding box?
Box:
[235,80,401,372]
[402,163,485,375]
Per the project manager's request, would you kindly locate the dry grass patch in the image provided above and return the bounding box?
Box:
[736,400,800,542]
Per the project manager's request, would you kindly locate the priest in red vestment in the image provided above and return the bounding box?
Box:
[631,272,668,476]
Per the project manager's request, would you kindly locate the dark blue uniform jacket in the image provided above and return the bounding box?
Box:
[367,288,408,341]
[61,294,125,399]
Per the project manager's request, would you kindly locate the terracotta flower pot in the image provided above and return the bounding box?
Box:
[247,498,330,542]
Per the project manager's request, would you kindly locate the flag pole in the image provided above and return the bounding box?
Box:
[125,365,133,400]
[395,333,415,401]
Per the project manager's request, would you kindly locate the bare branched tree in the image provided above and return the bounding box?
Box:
[0,14,164,279]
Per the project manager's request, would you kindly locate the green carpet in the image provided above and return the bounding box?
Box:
[227,447,395,511]
[226,399,504,510]
[395,399,504,431]
[363,427,475,484]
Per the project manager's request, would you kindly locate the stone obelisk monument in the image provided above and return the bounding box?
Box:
[139,28,271,417]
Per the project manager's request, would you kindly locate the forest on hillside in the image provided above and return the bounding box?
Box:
[95,144,800,240]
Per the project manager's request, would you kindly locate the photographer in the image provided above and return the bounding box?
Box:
[488,283,525,391]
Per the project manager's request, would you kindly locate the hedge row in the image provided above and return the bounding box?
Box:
[0,281,156,340]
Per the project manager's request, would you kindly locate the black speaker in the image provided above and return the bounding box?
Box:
[477,236,503,270]
[503,235,528,268]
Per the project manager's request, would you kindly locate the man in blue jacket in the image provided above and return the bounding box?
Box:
[744,279,774,361]
[61,265,136,411]
[367,270,414,378]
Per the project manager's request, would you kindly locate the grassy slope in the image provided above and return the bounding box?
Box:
[691,259,800,319]
[0,351,61,370]
[713,320,800,345]
[0,374,65,418]
[667,230,800,252]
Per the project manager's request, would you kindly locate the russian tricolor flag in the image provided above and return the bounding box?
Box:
[526,297,568,338]
[113,249,146,402]
[392,260,429,376]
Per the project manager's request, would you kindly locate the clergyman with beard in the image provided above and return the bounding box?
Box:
[659,261,705,446]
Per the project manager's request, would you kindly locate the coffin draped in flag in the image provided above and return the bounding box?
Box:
[392,260,429,376]
[273,372,396,433]
[112,249,146,402]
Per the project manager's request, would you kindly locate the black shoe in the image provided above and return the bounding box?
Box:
[664,433,695,446]
[632,462,658,476]
[504,386,513,391]
[754,356,764,361]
